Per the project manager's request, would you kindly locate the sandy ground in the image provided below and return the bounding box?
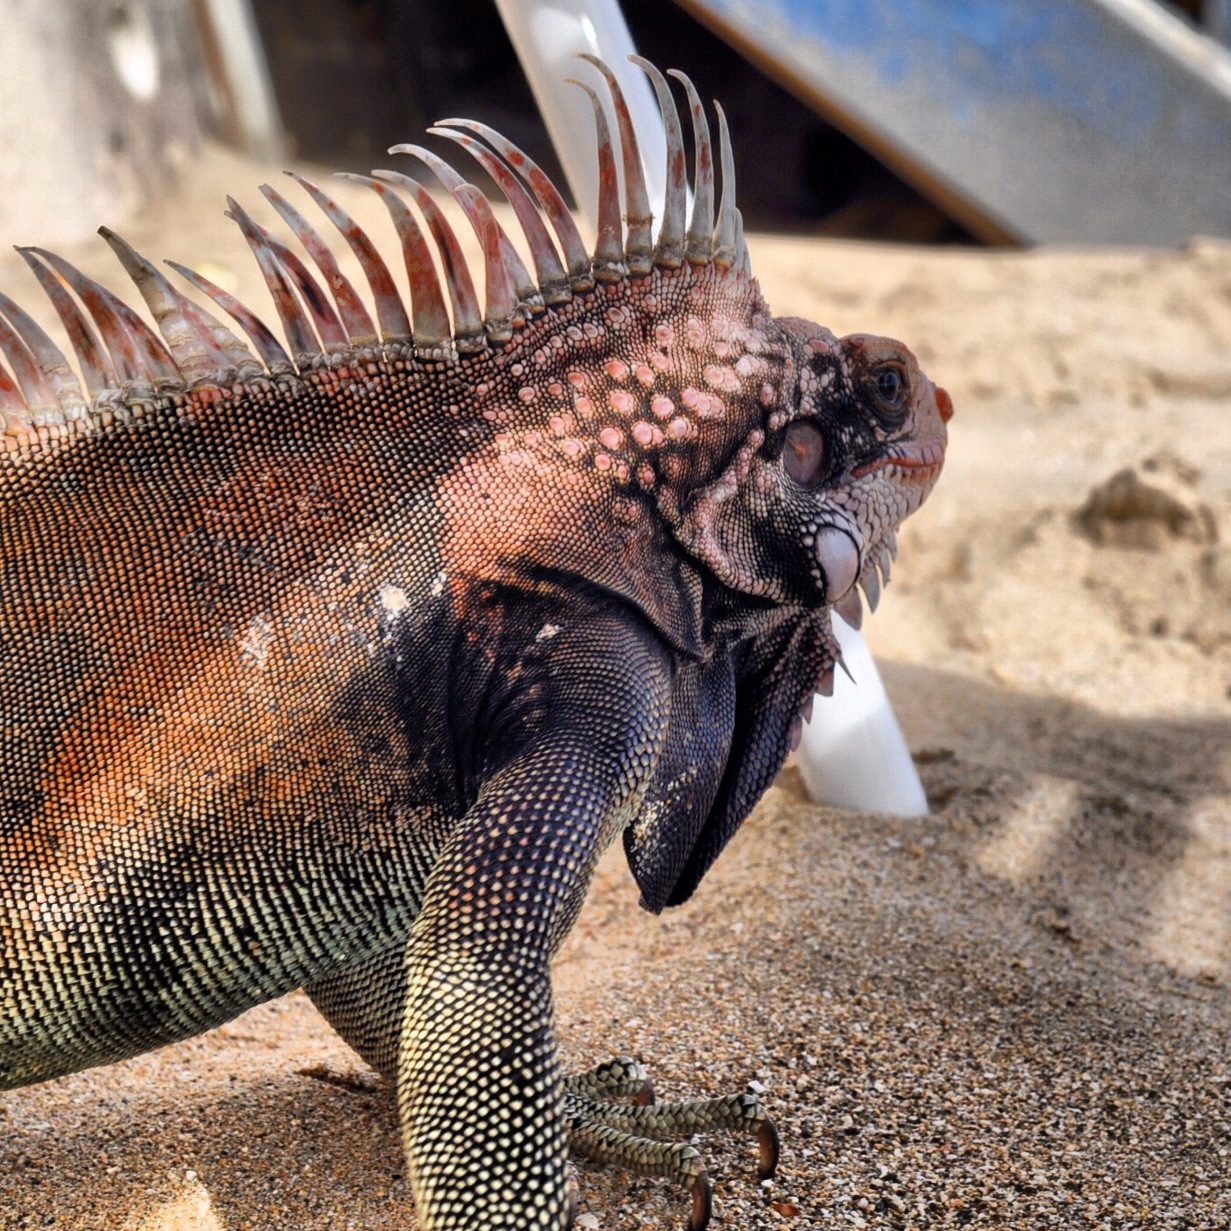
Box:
[2,145,1231,1230]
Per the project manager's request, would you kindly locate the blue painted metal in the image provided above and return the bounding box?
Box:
[674,0,1231,244]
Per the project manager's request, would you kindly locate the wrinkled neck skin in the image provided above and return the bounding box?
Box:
[658,313,844,682]
[663,315,805,604]
[434,262,785,655]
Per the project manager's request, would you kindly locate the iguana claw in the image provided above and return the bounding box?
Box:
[757,1116,781,1179]
[689,1173,714,1231]
[565,1174,580,1228]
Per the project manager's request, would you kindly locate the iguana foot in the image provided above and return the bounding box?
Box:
[564,1057,780,1231]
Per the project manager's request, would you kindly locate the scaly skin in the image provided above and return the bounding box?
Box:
[0,62,948,1231]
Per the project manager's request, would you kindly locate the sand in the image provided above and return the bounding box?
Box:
[2,145,1231,1230]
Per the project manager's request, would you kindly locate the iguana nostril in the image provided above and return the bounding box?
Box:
[813,526,860,600]
[935,385,954,422]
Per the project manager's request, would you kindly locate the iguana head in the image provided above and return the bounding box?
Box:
[671,315,950,626]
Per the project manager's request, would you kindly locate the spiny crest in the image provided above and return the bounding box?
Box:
[0,58,749,452]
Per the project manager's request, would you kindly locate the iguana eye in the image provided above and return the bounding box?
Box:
[870,363,909,414]
[783,421,825,486]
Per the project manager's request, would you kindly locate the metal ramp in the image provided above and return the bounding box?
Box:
[673,0,1231,245]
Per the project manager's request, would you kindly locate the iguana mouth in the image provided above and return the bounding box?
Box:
[849,436,946,480]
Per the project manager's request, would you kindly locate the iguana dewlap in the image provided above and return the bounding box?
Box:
[0,57,949,1230]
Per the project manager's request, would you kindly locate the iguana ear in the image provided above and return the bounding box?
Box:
[623,656,736,913]
[661,610,833,908]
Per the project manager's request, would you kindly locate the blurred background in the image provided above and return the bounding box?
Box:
[2,0,1229,249]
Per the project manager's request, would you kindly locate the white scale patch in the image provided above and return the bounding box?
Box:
[240,614,272,668]
[429,571,447,598]
[536,623,561,641]
[630,799,663,845]
[380,585,409,615]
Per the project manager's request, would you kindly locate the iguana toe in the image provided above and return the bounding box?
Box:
[564,1054,655,1104]
[565,1057,777,1230]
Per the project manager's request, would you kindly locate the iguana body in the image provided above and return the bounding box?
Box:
[0,59,949,1229]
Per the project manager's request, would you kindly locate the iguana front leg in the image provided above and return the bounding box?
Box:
[392,612,673,1230]
[309,955,778,1230]
[308,628,779,1228]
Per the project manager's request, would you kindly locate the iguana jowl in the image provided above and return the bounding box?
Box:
[0,57,950,1229]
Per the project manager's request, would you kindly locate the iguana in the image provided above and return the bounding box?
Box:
[0,57,950,1230]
